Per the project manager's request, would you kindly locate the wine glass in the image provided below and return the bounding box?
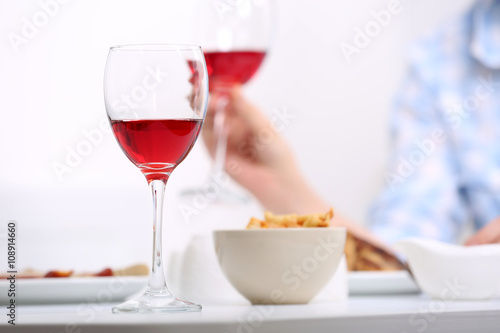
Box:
[182,0,274,202]
[104,44,208,313]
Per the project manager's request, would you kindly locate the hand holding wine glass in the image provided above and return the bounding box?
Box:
[202,88,330,215]
[104,44,208,313]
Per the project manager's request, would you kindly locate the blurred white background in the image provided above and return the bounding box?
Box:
[0,0,473,271]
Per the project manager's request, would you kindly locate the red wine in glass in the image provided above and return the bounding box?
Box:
[203,51,266,91]
[111,119,203,183]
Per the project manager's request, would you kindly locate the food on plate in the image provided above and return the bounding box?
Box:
[344,232,405,271]
[2,263,148,279]
[45,270,74,278]
[245,208,404,271]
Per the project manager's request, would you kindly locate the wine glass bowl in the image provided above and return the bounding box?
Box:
[197,0,273,91]
[105,44,207,183]
[104,44,208,313]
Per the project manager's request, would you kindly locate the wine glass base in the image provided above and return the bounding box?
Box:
[112,294,202,313]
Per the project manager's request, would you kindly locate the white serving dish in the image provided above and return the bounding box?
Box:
[394,237,500,300]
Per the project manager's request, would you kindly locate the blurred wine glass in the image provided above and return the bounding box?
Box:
[182,0,274,203]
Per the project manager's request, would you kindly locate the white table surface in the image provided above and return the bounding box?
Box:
[4,295,500,333]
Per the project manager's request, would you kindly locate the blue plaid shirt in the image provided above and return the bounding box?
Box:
[369,0,500,244]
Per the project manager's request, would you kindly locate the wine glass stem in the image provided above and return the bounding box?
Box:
[212,95,229,176]
[146,179,171,295]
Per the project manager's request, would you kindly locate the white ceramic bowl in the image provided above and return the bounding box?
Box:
[394,238,500,299]
[213,227,346,304]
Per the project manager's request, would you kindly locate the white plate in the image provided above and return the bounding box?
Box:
[348,271,420,295]
[0,276,148,304]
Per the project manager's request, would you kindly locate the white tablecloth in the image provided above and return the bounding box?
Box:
[4,295,500,333]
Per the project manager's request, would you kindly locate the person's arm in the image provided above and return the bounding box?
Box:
[202,88,390,250]
[465,218,500,245]
[368,63,468,244]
